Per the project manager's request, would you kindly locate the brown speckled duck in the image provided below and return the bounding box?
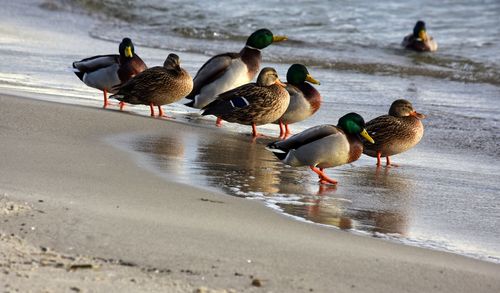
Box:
[362,99,425,167]
[201,67,290,138]
[274,64,321,139]
[401,20,438,52]
[267,113,374,185]
[110,54,193,118]
[185,29,287,110]
[72,38,147,109]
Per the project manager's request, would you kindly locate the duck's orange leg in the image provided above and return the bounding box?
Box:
[158,106,173,119]
[386,156,399,167]
[310,166,338,185]
[284,123,292,139]
[216,117,223,127]
[252,123,259,138]
[278,120,286,139]
[149,103,155,117]
[119,101,125,111]
[102,89,109,109]
[376,152,382,167]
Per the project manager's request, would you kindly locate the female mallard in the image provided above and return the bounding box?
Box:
[201,67,290,138]
[362,99,425,167]
[185,28,287,110]
[110,54,193,118]
[401,20,438,52]
[72,38,147,109]
[273,64,321,139]
[267,113,374,185]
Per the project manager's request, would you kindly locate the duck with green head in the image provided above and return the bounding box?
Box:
[201,67,290,138]
[362,99,425,167]
[273,64,321,138]
[185,28,287,111]
[72,38,147,109]
[267,113,374,185]
[401,20,438,52]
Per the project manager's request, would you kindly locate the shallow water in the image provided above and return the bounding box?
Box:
[0,0,499,263]
[111,126,500,263]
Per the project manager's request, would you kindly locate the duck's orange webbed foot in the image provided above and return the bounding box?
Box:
[310,166,338,185]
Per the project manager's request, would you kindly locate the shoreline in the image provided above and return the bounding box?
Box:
[1,94,499,292]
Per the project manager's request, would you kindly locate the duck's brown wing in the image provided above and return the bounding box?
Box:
[363,115,404,149]
[201,83,257,116]
[112,66,167,104]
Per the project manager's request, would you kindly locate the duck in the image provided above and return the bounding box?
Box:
[185,28,287,111]
[267,113,374,185]
[362,99,425,167]
[273,64,321,139]
[72,38,147,109]
[401,20,438,52]
[201,67,290,138]
[110,54,193,118]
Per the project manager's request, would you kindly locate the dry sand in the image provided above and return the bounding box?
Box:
[0,94,499,292]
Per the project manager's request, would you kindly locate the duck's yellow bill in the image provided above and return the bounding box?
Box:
[306,74,321,85]
[360,129,375,144]
[273,35,288,42]
[125,46,133,58]
[418,31,428,42]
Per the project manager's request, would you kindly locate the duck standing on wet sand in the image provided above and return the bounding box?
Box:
[273,64,321,139]
[362,99,425,167]
[267,113,374,185]
[402,20,438,52]
[184,28,287,114]
[201,67,290,138]
[72,38,147,109]
[110,54,193,118]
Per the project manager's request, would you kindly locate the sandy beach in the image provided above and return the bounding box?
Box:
[0,94,499,292]
[1,0,499,291]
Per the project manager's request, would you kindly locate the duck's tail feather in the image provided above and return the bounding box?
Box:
[266,142,288,161]
[71,64,85,81]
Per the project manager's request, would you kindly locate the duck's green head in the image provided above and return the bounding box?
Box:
[389,99,426,119]
[246,29,287,49]
[413,21,428,41]
[119,38,135,58]
[286,64,321,86]
[257,67,286,87]
[163,53,181,70]
[338,112,374,143]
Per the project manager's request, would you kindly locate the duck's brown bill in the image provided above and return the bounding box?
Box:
[275,79,287,87]
[410,111,426,119]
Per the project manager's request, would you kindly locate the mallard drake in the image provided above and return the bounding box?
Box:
[185,28,287,110]
[273,64,321,139]
[110,54,193,118]
[267,113,374,185]
[362,99,425,167]
[72,38,147,109]
[401,20,438,52]
[201,67,290,138]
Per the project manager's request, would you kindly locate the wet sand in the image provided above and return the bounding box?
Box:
[0,94,499,292]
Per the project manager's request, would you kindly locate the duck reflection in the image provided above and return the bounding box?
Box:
[129,131,414,237]
[341,166,415,236]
